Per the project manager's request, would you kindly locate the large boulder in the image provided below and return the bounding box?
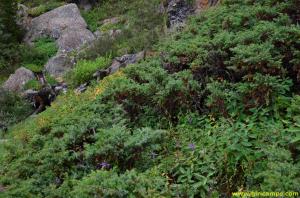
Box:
[24,4,95,52]
[45,54,75,78]
[25,4,96,78]
[57,28,95,52]
[2,67,35,92]
[25,4,87,41]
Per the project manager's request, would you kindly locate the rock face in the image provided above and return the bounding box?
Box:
[166,0,219,29]
[167,0,192,29]
[25,4,86,41]
[2,67,35,92]
[56,28,95,52]
[24,4,95,53]
[45,54,75,78]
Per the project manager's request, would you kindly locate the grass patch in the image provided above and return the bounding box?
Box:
[24,79,41,90]
[21,37,57,72]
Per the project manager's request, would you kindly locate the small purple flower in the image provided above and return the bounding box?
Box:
[188,143,196,151]
[97,162,111,169]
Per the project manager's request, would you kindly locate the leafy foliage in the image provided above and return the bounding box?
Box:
[80,0,166,59]
[1,0,300,197]
[0,88,32,132]
[21,37,57,72]
[0,0,21,73]
[66,57,111,86]
[27,2,65,17]
[24,79,42,90]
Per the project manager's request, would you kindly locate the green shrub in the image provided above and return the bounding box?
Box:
[24,63,44,73]
[34,37,57,58]
[66,57,111,86]
[1,0,300,197]
[0,88,32,130]
[21,37,57,72]
[0,1,22,74]
[81,0,166,58]
[24,79,42,90]
[45,74,58,86]
[28,2,64,17]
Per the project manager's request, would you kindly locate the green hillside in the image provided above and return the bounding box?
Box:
[0,0,300,197]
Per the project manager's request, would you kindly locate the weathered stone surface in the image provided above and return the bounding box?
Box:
[2,67,35,92]
[57,28,95,52]
[45,54,75,78]
[54,83,68,94]
[75,82,88,94]
[167,0,192,29]
[110,51,145,74]
[24,4,88,42]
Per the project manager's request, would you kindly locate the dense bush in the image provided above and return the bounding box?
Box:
[21,37,57,73]
[66,57,111,86]
[0,88,32,132]
[1,0,300,197]
[80,0,166,58]
[0,0,22,74]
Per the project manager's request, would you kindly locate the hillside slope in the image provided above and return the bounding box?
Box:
[1,0,300,197]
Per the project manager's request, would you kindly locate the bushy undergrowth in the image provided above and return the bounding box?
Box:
[0,0,22,77]
[1,0,300,197]
[0,88,32,132]
[80,0,166,59]
[27,2,65,17]
[66,57,111,86]
[22,37,57,73]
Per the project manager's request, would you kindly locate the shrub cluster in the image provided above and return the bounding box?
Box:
[21,37,57,73]
[1,0,300,197]
[66,57,111,86]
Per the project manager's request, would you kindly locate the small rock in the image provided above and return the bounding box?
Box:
[54,83,68,94]
[93,52,145,80]
[75,82,88,94]
[93,69,109,81]
[2,67,35,92]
